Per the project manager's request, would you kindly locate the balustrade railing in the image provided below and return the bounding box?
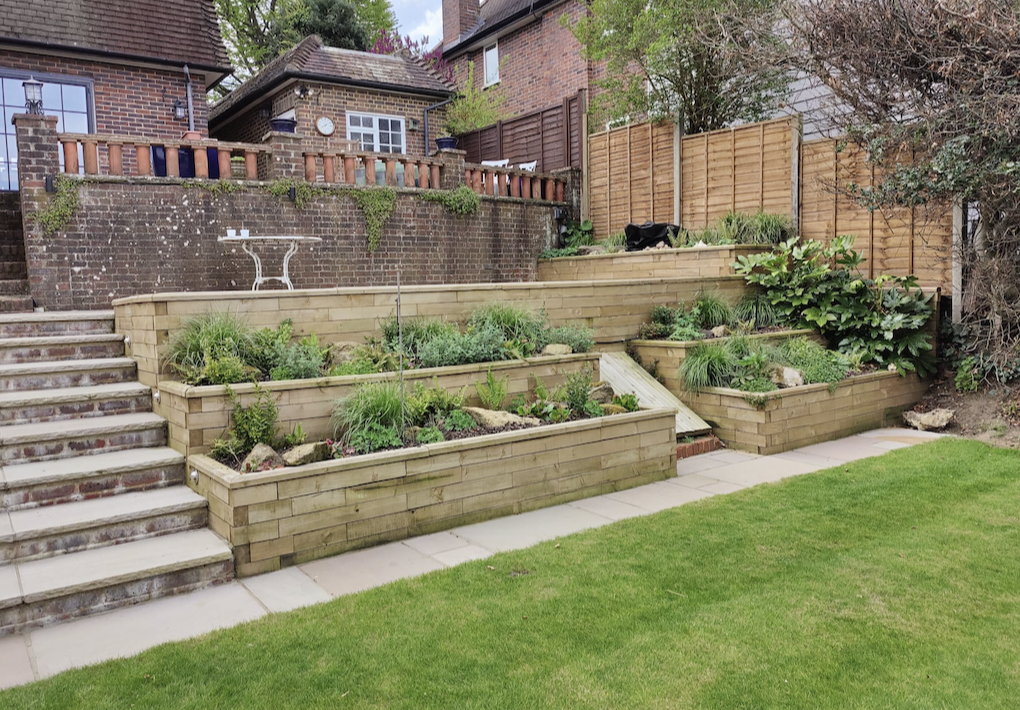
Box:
[302,150,443,189]
[57,134,270,179]
[463,163,566,202]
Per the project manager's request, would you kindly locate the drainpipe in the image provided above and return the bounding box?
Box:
[424,97,454,154]
[183,64,196,133]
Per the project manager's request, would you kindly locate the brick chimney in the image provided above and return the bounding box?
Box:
[443,0,479,47]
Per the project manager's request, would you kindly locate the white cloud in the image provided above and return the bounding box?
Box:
[407,7,444,45]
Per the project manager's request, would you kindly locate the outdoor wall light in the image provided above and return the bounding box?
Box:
[23,76,43,115]
[173,99,187,121]
[294,84,315,99]
[190,470,199,483]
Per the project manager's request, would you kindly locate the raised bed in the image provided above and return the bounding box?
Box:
[681,371,929,455]
[188,408,678,576]
[628,329,823,395]
[537,245,768,282]
[157,353,599,458]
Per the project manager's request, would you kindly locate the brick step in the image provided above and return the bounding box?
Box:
[0,529,233,636]
[0,243,25,257]
[0,310,114,337]
[0,412,167,466]
[1,447,185,510]
[0,333,125,364]
[0,357,136,392]
[0,262,27,280]
[0,279,29,295]
[0,382,152,424]
[1,488,209,565]
[0,295,33,313]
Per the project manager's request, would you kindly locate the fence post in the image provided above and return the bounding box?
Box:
[790,114,803,231]
[673,122,683,226]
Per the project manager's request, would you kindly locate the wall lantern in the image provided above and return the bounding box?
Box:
[23,76,43,115]
[173,98,187,121]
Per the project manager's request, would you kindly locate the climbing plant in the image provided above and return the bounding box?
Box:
[339,187,396,253]
[33,176,81,235]
[263,178,316,208]
[417,185,480,216]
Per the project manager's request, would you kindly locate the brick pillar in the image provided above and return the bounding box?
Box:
[435,148,466,191]
[265,131,305,180]
[551,167,583,221]
[13,113,66,309]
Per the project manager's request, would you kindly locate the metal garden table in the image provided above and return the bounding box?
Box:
[218,233,322,291]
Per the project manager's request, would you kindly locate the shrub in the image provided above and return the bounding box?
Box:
[474,367,510,410]
[779,337,849,386]
[349,423,403,454]
[416,426,445,444]
[693,293,733,329]
[733,293,779,329]
[210,383,279,464]
[680,343,737,391]
[582,400,604,418]
[563,219,595,248]
[163,312,256,384]
[247,320,294,377]
[955,357,980,392]
[416,324,508,369]
[405,380,465,427]
[602,232,627,248]
[745,212,795,246]
[270,335,325,381]
[669,322,704,342]
[543,323,595,353]
[468,303,547,353]
[562,366,594,412]
[331,381,405,445]
[612,393,640,411]
[638,322,673,340]
[442,409,476,431]
[651,305,680,326]
[539,246,580,259]
[203,355,257,386]
[281,424,306,449]
[380,315,458,359]
[328,359,378,377]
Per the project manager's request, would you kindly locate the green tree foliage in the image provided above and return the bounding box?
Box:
[563,0,788,132]
[292,0,373,50]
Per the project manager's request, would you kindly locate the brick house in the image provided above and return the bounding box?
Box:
[209,35,454,158]
[441,0,598,121]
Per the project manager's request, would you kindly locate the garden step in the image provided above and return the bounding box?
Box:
[0,279,29,295]
[0,310,114,337]
[1,447,185,510]
[0,488,209,565]
[0,295,33,313]
[0,412,167,466]
[0,333,124,364]
[0,382,151,424]
[0,357,136,392]
[0,529,233,636]
[0,262,27,280]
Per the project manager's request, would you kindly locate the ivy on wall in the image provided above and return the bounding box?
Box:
[33,177,81,235]
[417,185,481,216]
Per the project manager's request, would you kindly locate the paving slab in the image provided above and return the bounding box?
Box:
[703,450,760,464]
[452,504,611,553]
[240,568,333,613]
[300,542,445,597]
[859,428,944,440]
[702,457,820,487]
[793,438,889,463]
[568,494,649,521]
[676,455,731,475]
[670,472,726,489]
[29,582,265,678]
[0,635,34,689]
[697,481,746,495]
[401,531,469,557]
[606,481,714,512]
[431,544,493,567]
[872,440,911,451]
[770,450,846,469]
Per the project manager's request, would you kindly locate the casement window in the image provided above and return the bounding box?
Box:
[347,112,405,154]
[483,43,499,87]
[0,70,94,191]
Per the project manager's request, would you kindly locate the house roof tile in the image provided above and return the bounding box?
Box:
[444,0,563,56]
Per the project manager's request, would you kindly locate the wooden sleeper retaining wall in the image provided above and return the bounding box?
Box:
[537,245,768,282]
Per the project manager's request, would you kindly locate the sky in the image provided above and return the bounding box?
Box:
[391,0,444,48]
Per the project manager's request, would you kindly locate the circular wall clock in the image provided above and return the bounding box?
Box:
[315,116,336,136]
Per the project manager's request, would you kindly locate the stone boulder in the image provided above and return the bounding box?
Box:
[601,404,629,415]
[462,406,541,429]
[541,343,573,356]
[577,245,606,256]
[711,325,730,338]
[241,443,284,473]
[589,382,615,404]
[903,408,955,431]
[282,442,331,467]
[770,366,805,388]
[326,341,361,366]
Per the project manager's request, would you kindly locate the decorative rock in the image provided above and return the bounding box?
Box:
[577,245,606,256]
[240,443,284,473]
[327,341,361,365]
[601,404,629,415]
[589,382,615,404]
[903,408,955,431]
[282,442,330,467]
[711,325,729,338]
[462,406,541,428]
[541,343,573,356]
[770,366,805,388]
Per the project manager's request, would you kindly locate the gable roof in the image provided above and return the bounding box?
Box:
[210,35,455,130]
[443,0,566,58]
[0,0,230,80]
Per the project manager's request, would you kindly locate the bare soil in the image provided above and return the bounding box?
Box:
[913,375,1020,450]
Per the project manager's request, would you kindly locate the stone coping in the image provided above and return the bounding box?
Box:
[111,275,747,306]
[537,244,769,262]
[695,369,918,402]
[189,408,672,491]
[158,353,597,397]
[628,328,820,348]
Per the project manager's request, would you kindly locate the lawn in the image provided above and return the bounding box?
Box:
[5,438,1019,709]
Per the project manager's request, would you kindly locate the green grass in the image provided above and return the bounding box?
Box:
[5,439,1020,708]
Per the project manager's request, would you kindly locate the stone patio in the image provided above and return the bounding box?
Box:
[0,427,943,690]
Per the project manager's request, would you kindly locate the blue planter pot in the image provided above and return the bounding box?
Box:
[270,118,297,133]
[435,136,459,150]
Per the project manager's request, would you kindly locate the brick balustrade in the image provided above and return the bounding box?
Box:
[462,162,567,202]
[302,149,444,190]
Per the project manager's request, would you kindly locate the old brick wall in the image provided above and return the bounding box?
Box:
[0,192,24,253]
[0,50,211,137]
[22,180,557,310]
[450,0,591,120]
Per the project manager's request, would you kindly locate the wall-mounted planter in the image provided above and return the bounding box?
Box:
[189,408,678,576]
[157,353,600,458]
[629,329,823,395]
[537,244,769,282]
[681,370,929,455]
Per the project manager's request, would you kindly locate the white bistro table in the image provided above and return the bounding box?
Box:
[218,233,322,291]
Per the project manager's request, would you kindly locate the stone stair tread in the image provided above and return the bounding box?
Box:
[0,357,134,377]
[5,487,206,540]
[0,333,123,348]
[1,447,184,488]
[15,529,232,604]
[0,412,164,446]
[0,382,149,408]
[0,566,18,609]
[0,310,114,324]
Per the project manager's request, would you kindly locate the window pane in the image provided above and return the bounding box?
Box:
[62,85,87,112]
[7,135,17,161]
[361,116,373,128]
[0,163,9,191]
[2,78,22,105]
[0,137,6,161]
[41,83,62,110]
[8,166,17,191]
[349,115,361,127]
[484,46,499,84]
[64,112,88,134]
[379,118,389,131]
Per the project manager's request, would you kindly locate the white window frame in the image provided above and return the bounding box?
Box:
[346,111,406,154]
[483,43,500,87]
